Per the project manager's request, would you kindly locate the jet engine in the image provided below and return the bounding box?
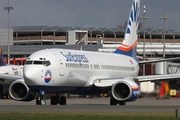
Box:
[111,79,140,102]
[9,79,36,101]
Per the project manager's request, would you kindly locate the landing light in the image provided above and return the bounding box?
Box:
[94,79,101,83]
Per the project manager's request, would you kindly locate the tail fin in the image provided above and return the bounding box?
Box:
[114,0,140,57]
[0,46,7,66]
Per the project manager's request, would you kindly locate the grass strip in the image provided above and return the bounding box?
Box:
[0,112,178,120]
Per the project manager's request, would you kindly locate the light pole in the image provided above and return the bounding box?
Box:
[140,4,150,76]
[4,0,13,64]
[159,3,170,75]
[159,3,170,60]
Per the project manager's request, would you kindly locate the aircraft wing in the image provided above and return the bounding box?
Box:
[134,74,180,82]
[93,73,180,87]
[0,73,23,81]
[139,57,180,65]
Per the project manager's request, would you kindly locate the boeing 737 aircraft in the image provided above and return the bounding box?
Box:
[3,0,180,105]
[0,46,23,98]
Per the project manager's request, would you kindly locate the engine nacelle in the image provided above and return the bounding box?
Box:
[111,79,140,102]
[9,79,36,101]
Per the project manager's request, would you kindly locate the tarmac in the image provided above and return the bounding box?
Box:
[0,97,180,113]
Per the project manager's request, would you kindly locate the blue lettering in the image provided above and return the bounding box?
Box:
[60,52,89,63]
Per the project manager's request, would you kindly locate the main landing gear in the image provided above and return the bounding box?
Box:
[110,97,126,105]
[50,94,66,105]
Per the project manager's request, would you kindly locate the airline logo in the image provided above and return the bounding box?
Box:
[44,70,52,83]
[126,0,139,34]
[60,52,89,63]
[114,0,139,58]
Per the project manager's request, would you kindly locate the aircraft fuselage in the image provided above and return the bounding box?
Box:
[23,49,139,94]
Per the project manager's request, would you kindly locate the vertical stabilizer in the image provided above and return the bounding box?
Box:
[0,46,7,66]
[114,0,140,57]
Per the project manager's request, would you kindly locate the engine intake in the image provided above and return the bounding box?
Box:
[9,79,36,101]
[112,79,140,102]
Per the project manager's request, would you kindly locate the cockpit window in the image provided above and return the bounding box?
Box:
[25,60,33,65]
[34,61,43,65]
[25,60,51,66]
[45,61,51,66]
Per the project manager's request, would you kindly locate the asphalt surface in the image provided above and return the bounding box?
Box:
[0,97,180,113]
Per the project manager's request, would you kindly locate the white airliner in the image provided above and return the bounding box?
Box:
[3,0,180,105]
[0,47,23,98]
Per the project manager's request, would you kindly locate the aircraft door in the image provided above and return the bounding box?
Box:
[54,54,65,76]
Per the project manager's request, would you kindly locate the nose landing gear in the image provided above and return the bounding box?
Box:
[36,95,46,105]
[36,90,46,105]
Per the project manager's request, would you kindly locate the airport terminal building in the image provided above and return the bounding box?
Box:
[12,26,180,45]
[1,26,180,59]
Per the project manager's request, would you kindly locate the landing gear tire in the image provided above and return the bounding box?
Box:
[36,96,46,105]
[51,96,58,105]
[50,95,67,105]
[119,101,126,105]
[110,97,126,106]
[60,96,66,105]
[110,97,117,105]
[4,91,9,99]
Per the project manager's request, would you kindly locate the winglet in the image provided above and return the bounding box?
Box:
[114,0,140,58]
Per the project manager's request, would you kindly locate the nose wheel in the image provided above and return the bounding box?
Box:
[36,95,46,105]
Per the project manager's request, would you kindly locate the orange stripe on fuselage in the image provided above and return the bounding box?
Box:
[118,40,137,52]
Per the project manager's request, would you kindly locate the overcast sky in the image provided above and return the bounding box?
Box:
[0,0,179,30]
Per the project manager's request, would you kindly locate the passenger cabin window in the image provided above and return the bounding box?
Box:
[25,60,51,66]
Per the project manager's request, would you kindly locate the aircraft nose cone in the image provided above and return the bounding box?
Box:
[23,66,41,85]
